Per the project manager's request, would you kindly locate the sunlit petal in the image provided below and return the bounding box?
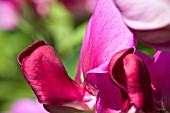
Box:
[77,0,135,112]
[18,40,89,112]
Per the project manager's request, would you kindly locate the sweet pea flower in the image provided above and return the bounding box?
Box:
[17,0,170,113]
[114,0,170,51]
[17,0,145,112]
[7,99,48,113]
[0,0,19,30]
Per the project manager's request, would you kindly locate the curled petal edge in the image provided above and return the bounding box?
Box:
[108,48,154,112]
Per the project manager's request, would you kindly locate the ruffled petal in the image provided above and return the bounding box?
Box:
[115,0,170,30]
[18,40,89,112]
[114,0,170,51]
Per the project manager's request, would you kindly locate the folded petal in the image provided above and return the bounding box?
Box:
[115,0,170,30]
[18,40,89,112]
[109,48,154,112]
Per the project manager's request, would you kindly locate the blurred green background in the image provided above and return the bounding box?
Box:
[0,1,155,112]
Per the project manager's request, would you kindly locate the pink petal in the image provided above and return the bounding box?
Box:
[76,0,135,111]
[18,40,88,111]
[131,25,170,51]
[81,0,135,78]
[11,99,48,113]
[115,0,170,30]
[109,48,154,112]
[0,1,18,30]
[114,0,170,51]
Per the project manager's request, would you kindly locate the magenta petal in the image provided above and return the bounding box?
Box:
[79,0,135,76]
[75,0,135,112]
[18,40,46,65]
[134,50,152,66]
[95,73,122,113]
[135,50,170,112]
[76,0,136,82]
[109,48,153,112]
[18,40,85,106]
[147,51,170,111]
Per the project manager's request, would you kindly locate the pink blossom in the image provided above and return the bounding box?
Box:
[9,99,48,113]
[17,0,170,112]
[0,0,19,30]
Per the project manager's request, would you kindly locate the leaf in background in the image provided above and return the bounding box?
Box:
[137,41,155,57]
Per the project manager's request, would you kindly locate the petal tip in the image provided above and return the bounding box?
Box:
[108,48,134,86]
[17,40,46,65]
